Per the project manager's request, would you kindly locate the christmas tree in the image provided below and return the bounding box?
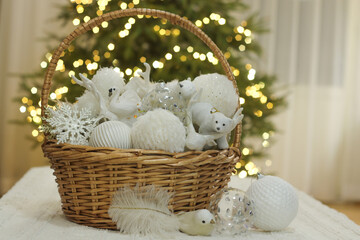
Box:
[17,0,285,177]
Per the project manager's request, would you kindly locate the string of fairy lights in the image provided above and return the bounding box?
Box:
[19,0,275,177]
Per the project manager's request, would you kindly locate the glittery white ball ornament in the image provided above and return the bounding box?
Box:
[131,109,186,153]
[193,73,238,118]
[89,121,131,149]
[209,187,252,235]
[246,174,298,231]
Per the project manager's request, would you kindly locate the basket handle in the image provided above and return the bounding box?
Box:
[41,8,241,148]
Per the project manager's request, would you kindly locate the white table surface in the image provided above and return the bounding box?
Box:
[0,166,360,240]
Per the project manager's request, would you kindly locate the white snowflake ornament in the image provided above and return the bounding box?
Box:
[43,102,100,145]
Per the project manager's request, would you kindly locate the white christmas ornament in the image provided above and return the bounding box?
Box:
[193,73,238,118]
[89,121,131,149]
[246,174,298,231]
[74,67,126,118]
[178,209,215,236]
[42,103,100,145]
[131,109,186,153]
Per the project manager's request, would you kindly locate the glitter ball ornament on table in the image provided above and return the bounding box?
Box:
[140,82,187,122]
[209,187,253,235]
[246,174,298,231]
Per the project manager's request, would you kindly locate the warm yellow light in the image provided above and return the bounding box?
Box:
[245,64,252,70]
[68,70,75,77]
[40,61,47,68]
[137,15,144,19]
[195,20,202,27]
[239,97,245,105]
[245,37,252,44]
[159,29,166,35]
[96,10,102,16]
[37,135,44,142]
[129,17,136,24]
[260,96,267,104]
[193,52,200,59]
[265,160,272,167]
[31,87,38,94]
[83,16,90,22]
[218,18,226,25]
[108,43,115,51]
[224,52,231,59]
[262,140,270,148]
[153,25,160,31]
[172,29,180,36]
[245,162,254,171]
[235,34,242,41]
[254,110,263,117]
[262,132,270,140]
[125,23,132,29]
[267,102,274,109]
[76,4,84,13]
[180,55,187,62]
[22,97,28,104]
[140,56,146,63]
[187,46,194,53]
[133,0,139,4]
[101,21,108,28]
[239,170,247,179]
[92,26,100,33]
[30,110,37,117]
[26,116,32,122]
[233,69,240,77]
[104,52,111,58]
[165,53,172,60]
[173,45,180,52]
[237,26,244,33]
[203,17,210,24]
[125,68,132,76]
[244,29,252,37]
[19,106,26,113]
[73,61,80,68]
[72,18,80,26]
[32,130,39,137]
[235,162,242,168]
[239,45,246,51]
[120,2,127,9]
[114,67,120,73]
[93,55,100,62]
[199,54,206,61]
[242,148,250,155]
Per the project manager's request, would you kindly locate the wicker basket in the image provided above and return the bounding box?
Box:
[41,8,242,230]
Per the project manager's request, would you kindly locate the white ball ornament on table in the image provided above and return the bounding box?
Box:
[246,174,299,231]
[131,108,186,153]
[193,73,238,118]
[89,121,131,149]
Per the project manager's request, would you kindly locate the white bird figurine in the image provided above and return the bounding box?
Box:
[177,209,215,236]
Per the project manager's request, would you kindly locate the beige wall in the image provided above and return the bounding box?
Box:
[0,0,68,195]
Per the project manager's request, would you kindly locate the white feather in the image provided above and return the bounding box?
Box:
[108,185,180,236]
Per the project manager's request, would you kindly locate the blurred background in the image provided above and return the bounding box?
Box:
[0,0,359,220]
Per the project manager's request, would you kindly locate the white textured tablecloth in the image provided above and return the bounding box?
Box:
[0,167,359,240]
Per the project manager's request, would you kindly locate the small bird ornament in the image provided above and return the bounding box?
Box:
[178,209,215,236]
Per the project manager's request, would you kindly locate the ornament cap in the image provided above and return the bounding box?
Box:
[257,173,264,179]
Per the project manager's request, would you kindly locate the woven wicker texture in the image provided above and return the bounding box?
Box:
[41,8,242,230]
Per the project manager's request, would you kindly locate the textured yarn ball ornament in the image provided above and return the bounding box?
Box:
[246,174,298,231]
[193,73,238,118]
[131,109,186,153]
[89,121,131,149]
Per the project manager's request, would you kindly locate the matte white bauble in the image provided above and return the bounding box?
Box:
[246,174,298,231]
[89,121,131,149]
[193,73,238,118]
[131,109,186,153]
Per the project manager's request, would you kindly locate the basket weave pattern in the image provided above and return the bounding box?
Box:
[42,8,241,230]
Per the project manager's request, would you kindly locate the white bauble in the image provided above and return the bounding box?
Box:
[193,73,238,118]
[89,121,131,149]
[131,109,186,153]
[246,175,298,231]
